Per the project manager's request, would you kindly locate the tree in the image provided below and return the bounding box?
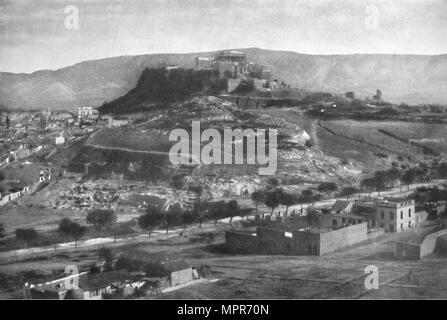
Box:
[345,91,355,99]
[180,210,195,231]
[227,200,241,224]
[165,203,182,234]
[301,189,314,205]
[361,176,380,196]
[98,247,114,271]
[266,177,279,188]
[386,167,401,186]
[313,193,323,205]
[295,195,306,214]
[438,162,447,178]
[306,209,320,228]
[15,228,38,248]
[58,218,74,242]
[70,223,86,248]
[339,186,359,200]
[374,169,400,190]
[86,209,117,237]
[264,190,280,215]
[401,168,417,190]
[98,246,114,262]
[317,182,338,194]
[191,200,208,228]
[138,206,164,238]
[58,218,85,247]
[251,190,264,215]
[278,190,295,216]
[209,201,226,226]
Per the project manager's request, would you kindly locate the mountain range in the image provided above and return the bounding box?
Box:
[1,48,446,111]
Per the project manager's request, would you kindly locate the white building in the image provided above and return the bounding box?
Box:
[55,136,65,145]
[77,107,99,120]
[376,197,416,232]
[108,119,129,127]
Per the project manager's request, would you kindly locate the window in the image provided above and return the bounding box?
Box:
[390,212,394,220]
[342,218,346,223]
[408,221,411,228]
[380,223,384,228]
[401,223,403,230]
[389,224,394,232]
[409,209,411,217]
[332,219,338,226]
[381,211,384,219]
[400,211,403,219]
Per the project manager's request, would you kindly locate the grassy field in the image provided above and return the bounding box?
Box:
[87,127,171,153]
[252,108,446,171]
[323,120,445,158]
[252,108,393,169]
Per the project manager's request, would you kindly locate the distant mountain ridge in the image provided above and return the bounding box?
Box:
[1,48,447,110]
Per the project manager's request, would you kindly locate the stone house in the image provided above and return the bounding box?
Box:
[375,197,416,232]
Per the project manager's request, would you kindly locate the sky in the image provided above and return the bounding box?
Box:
[0,0,446,73]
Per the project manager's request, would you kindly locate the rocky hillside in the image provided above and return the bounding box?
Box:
[1,48,447,110]
[55,96,358,186]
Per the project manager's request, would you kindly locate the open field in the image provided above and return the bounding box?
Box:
[252,108,393,169]
[2,215,447,299]
[252,108,446,172]
[323,120,447,157]
[87,127,171,153]
[158,228,447,299]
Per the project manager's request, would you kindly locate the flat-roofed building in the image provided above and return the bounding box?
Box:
[226,223,368,256]
[376,197,416,232]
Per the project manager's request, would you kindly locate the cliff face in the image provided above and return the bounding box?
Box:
[97,68,227,114]
[1,48,447,110]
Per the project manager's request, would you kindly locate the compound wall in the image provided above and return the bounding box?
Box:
[319,223,368,255]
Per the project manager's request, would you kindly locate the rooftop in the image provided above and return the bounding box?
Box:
[77,271,132,291]
[383,197,412,203]
[331,200,352,212]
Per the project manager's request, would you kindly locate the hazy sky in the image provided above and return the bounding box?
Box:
[1,0,446,73]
